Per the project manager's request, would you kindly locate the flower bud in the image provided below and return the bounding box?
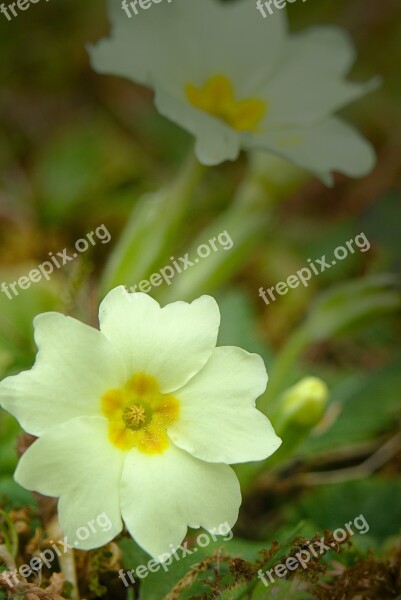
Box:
[279,377,329,427]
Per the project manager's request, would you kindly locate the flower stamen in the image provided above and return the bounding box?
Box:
[185,74,267,133]
[123,404,147,430]
[101,373,180,454]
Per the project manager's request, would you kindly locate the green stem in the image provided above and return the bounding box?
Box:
[158,162,274,303]
[100,151,205,296]
[159,154,307,303]
[236,326,313,492]
[0,509,18,559]
[258,325,310,417]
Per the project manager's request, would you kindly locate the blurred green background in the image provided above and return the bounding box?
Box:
[0,0,400,598]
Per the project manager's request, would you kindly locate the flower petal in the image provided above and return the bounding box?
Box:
[0,313,126,436]
[89,0,286,166]
[98,287,220,393]
[155,86,241,165]
[15,416,124,550]
[263,26,379,127]
[249,117,376,185]
[171,0,287,94]
[168,347,280,464]
[89,0,286,95]
[120,444,240,559]
[88,0,192,90]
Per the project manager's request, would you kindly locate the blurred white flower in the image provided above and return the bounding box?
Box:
[0,287,280,559]
[89,0,379,185]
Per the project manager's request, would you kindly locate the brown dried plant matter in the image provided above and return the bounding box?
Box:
[315,545,401,600]
[162,531,350,600]
[0,571,67,599]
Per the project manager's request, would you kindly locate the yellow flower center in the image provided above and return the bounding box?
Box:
[185,74,267,132]
[101,373,179,454]
[123,404,147,429]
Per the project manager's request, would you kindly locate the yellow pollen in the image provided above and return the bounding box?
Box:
[101,373,179,454]
[123,404,146,429]
[185,74,267,133]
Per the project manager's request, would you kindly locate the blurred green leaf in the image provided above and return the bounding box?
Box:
[0,412,21,475]
[305,274,400,341]
[362,190,401,273]
[0,476,36,510]
[217,289,273,364]
[33,117,145,224]
[0,267,62,372]
[284,479,401,548]
[0,269,61,339]
[251,580,311,599]
[260,274,400,415]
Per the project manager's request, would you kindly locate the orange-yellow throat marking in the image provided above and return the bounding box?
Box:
[101,373,179,453]
[185,74,266,132]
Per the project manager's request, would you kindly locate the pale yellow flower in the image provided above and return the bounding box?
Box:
[0,287,280,558]
[89,0,378,185]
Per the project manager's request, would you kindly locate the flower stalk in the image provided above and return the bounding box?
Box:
[47,517,80,600]
[160,155,306,303]
[100,151,205,296]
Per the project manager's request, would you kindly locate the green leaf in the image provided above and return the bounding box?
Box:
[0,267,63,372]
[120,536,263,600]
[259,274,400,414]
[251,580,311,599]
[284,479,401,547]
[362,191,401,271]
[33,117,144,224]
[118,537,151,573]
[0,476,37,510]
[133,523,307,600]
[0,412,21,474]
[305,274,400,341]
[216,289,273,364]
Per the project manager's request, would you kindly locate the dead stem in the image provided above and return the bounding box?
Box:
[297,431,401,486]
[46,517,80,600]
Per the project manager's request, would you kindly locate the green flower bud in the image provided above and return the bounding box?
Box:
[280,377,329,427]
